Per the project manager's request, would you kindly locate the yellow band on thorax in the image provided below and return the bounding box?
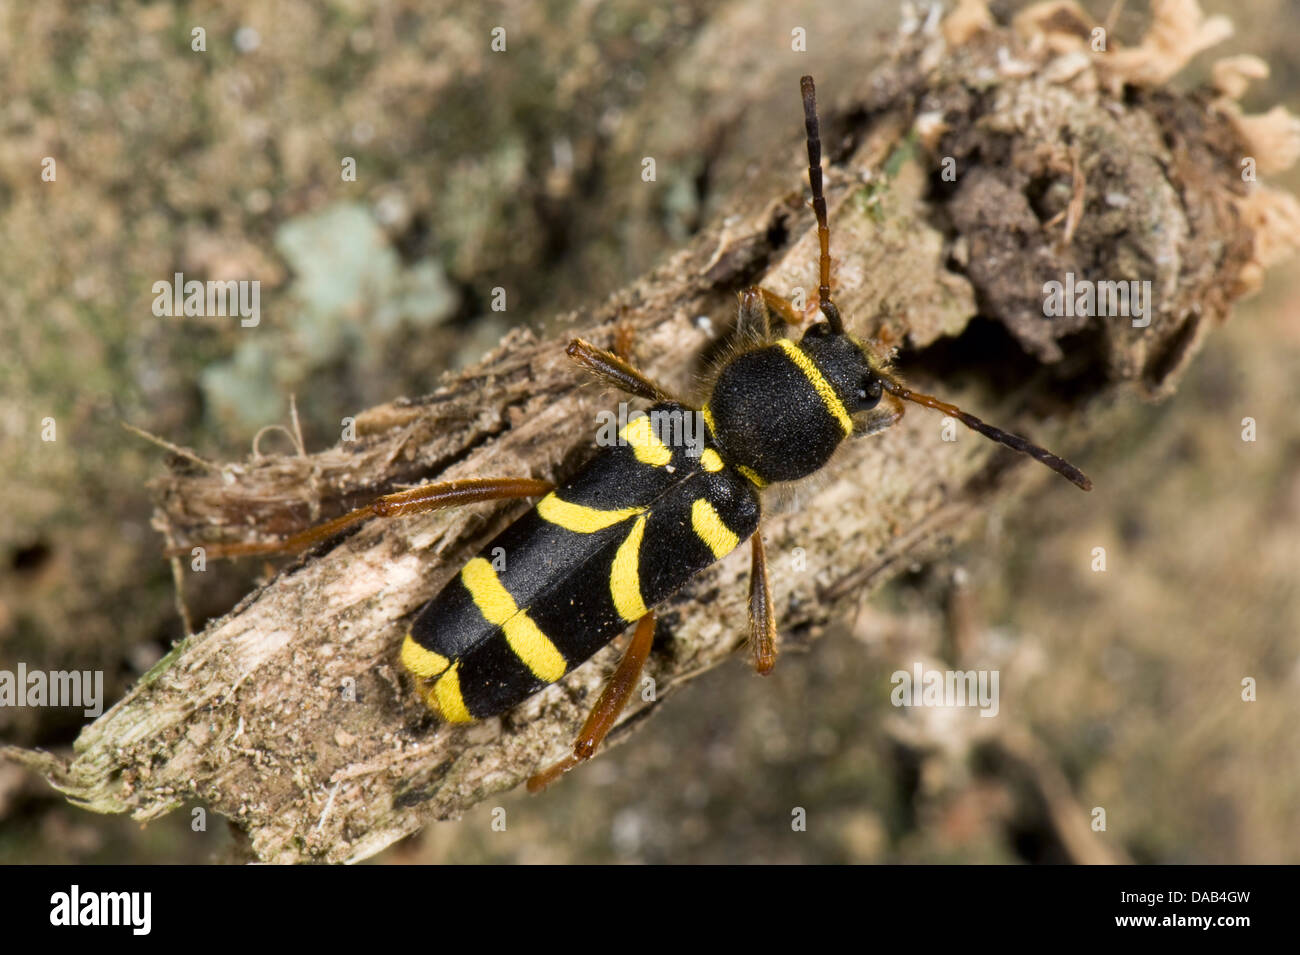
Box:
[775,339,852,436]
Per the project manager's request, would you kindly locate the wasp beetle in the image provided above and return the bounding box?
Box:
[203,77,1090,791]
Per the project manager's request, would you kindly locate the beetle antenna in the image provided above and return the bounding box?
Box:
[801,75,843,335]
[876,372,1092,491]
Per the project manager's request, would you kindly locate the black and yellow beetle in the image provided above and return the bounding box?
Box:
[205,77,1090,790]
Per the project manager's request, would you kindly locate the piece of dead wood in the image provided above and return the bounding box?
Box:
[6,2,1299,863]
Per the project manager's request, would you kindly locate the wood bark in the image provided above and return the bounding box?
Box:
[5,3,1297,863]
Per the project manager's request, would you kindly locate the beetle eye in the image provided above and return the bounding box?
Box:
[857,376,883,410]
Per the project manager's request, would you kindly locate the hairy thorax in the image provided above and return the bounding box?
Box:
[705,329,881,485]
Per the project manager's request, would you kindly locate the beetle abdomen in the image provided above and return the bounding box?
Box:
[402,403,760,721]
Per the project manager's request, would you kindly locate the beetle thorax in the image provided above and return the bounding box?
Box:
[704,327,881,486]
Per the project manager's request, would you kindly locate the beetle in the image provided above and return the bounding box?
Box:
[198,76,1090,791]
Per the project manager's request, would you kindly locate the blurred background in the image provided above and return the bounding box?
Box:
[0,0,1296,863]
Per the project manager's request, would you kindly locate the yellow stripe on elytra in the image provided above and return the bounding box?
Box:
[461,557,567,683]
[430,663,473,723]
[503,616,566,682]
[691,498,740,559]
[736,465,768,488]
[401,632,450,678]
[461,557,517,626]
[620,414,672,466]
[699,448,724,472]
[537,492,644,533]
[775,339,852,436]
[610,514,649,622]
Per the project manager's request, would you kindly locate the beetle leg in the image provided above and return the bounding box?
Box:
[527,611,657,792]
[173,477,554,559]
[737,287,804,342]
[612,322,638,362]
[748,529,778,675]
[566,338,681,404]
